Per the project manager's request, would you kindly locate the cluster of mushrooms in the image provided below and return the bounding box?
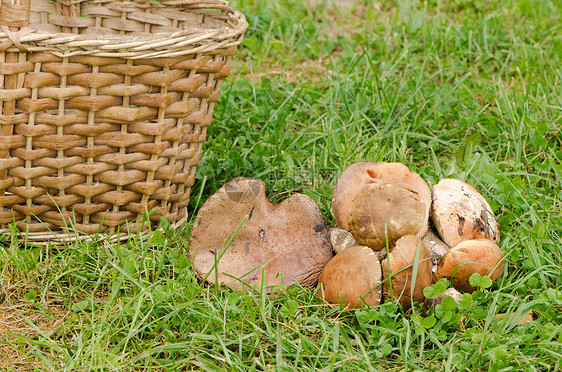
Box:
[188,161,504,311]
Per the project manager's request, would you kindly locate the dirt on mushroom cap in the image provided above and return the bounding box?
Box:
[422,229,450,272]
[189,177,333,290]
[328,228,359,255]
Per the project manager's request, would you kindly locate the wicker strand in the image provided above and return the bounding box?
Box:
[0,26,31,51]
[0,0,31,27]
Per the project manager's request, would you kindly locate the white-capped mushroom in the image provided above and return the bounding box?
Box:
[431,178,500,248]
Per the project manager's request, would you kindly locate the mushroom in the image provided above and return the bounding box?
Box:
[423,287,463,314]
[432,239,505,293]
[431,178,500,248]
[317,245,382,308]
[422,229,450,272]
[329,227,386,260]
[348,183,427,251]
[381,235,432,309]
[328,228,358,255]
[189,178,333,290]
[332,161,431,235]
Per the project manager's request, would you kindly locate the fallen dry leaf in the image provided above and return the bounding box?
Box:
[495,309,534,326]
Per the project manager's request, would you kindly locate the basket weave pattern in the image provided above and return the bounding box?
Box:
[0,0,247,240]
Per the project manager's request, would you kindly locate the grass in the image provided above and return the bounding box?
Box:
[1,0,561,370]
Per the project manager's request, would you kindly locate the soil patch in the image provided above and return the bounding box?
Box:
[307,0,356,10]
[0,290,68,370]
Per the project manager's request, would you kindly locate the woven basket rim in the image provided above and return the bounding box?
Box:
[0,0,248,58]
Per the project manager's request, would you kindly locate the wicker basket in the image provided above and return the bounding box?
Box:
[0,0,247,242]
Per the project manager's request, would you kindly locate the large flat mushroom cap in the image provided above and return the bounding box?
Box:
[433,239,505,293]
[332,161,431,235]
[317,245,382,308]
[431,178,500,248]
[189,178,332,290]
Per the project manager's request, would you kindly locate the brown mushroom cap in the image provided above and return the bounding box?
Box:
[431,178,500,248]
[317,245,382,308]
[189,178,333,290]
[381,235,432,309]
[332,161,431,234]
[348,183,427,251]
[432,239,505,293]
